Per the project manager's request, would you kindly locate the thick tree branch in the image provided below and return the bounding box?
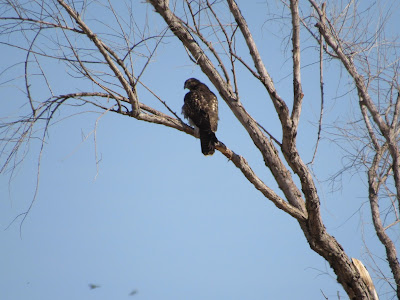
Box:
[368,147,400,299]
[289,0,303,130]
[216,142,306,220]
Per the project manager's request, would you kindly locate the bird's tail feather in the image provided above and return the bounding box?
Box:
[200,130,218,156]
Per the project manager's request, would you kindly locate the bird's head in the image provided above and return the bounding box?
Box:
[184,78,201,90]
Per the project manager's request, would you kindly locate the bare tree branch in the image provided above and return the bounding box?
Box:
[368,146,400,298]
[1,0,399,298]
[57,0,140,117]
[149,0,306,213]
[289,0,303,130]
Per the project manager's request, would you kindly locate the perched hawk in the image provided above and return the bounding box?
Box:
[182,78,219,156]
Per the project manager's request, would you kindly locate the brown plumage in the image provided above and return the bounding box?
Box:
[182,78,219,156]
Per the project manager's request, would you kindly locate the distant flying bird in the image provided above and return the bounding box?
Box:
[129,289,138,296]
[182,78,219,155]
[88,283,101,290]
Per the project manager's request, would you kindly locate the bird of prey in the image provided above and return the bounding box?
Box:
[182,78,219,156]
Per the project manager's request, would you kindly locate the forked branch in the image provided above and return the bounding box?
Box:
[57,0,140,117]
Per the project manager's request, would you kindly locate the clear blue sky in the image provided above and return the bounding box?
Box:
[1,1,397,299]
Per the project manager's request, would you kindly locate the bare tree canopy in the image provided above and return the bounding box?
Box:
[1,0,399,299]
